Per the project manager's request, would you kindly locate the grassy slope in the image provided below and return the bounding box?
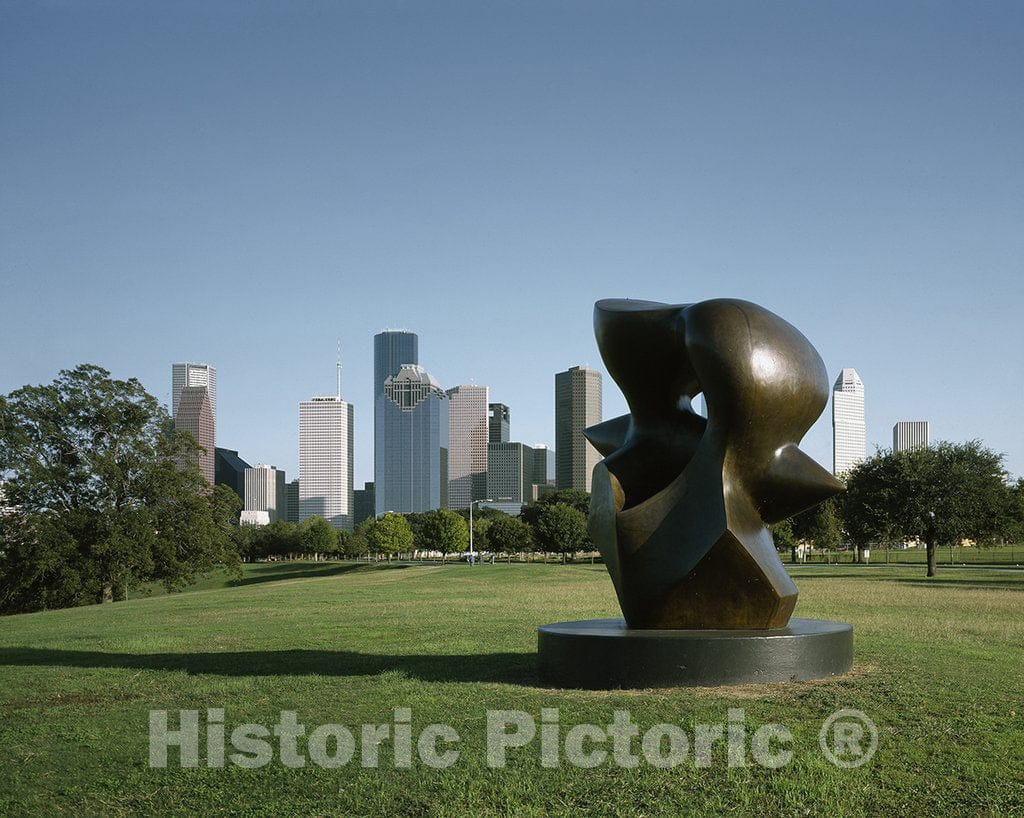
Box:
[0,562,1022,817]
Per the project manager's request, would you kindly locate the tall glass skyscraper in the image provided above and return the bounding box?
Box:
[373,331,418,394]
[832,368,866,476]
[375,364,449,515]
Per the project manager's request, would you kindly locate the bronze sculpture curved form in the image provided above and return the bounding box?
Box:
[585,298,845,630]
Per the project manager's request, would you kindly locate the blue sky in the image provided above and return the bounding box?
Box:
[2,1,1022,483]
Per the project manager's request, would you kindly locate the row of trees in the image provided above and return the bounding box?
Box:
[241,492,593,565]
[773,441,1023,576]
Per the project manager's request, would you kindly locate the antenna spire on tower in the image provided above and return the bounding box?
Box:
[336,339,342,399]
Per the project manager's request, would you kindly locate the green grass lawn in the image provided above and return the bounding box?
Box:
[1,561,1022,817]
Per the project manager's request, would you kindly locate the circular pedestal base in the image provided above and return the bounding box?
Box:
[538,618,852,689]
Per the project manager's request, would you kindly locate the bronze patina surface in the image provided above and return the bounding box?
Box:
[585,298,844,629]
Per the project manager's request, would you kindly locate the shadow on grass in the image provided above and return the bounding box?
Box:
[0,647,538,685]
[226,562,411,588]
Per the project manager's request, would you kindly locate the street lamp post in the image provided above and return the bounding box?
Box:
[469,499,492,566]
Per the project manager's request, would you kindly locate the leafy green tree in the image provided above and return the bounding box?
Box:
[471,516,491,554]
[487,514,533,559]
[770,518,797,561]
[841,441,1009,577]
[532,502,589,563]
[1005,479,1024,544]
[0,365,240,612]
[808,498,842,560]
[420,509,468,563]
[335,529,352,559]
[369,512,413,561]
[250,520,299,560]
[349,518,374,559]
[299,516,338,557]
[211,484,248,557]
[521,489,591,528]
[404,512,431,557]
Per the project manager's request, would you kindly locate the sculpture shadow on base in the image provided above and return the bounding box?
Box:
[538,298,853,689]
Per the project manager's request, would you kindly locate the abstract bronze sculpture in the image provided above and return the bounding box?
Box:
[538,298,853,687]
[586,298,845,630]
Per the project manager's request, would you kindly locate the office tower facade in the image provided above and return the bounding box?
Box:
[893,421,930,453]
[555,365,602,492]
[487,442,540,504]
[447,385,489,510]
[488,403,510,444]
[832,368,866,475]
[374,331,418,394]
[242,464,286,525]
[214,447,250,499]
[284,479,300,524]
[174,385,215,487]
[375,364,449,515]
[299,396,354,530]
[172,363,217,429]
[353,481,376,526]
[533,443,555,485]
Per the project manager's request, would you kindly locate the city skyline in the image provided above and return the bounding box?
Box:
[2,4,1022,482]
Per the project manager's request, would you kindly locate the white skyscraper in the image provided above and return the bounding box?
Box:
[242,464,287,526]
[832,368,866,476]
[172,363,217,429]
[299,395,354,530]
[447,384,489,510]
[893,421,930,453]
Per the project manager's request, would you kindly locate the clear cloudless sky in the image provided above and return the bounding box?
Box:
[2,1,1022,485]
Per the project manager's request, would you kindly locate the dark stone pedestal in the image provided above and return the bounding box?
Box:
[537,617,852,689]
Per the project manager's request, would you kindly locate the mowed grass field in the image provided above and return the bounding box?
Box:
[1,562,1022,817]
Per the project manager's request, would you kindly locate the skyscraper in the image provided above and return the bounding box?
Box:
[299,395,354,530]
[832,368,866,475]
[214,447,250,499]
[555,365,602,492]
[172,363,217,429]
[533,443,555,485]
[174,385,215,487]
[893,421,929,453]
[488,403,510,444]
[284,479,300,524]
[447,385,489,510]
[242,464,286,526]
[487,442,540,504]
[353,481,376,526]
[374,330,418,394]
[375,364,449,515]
